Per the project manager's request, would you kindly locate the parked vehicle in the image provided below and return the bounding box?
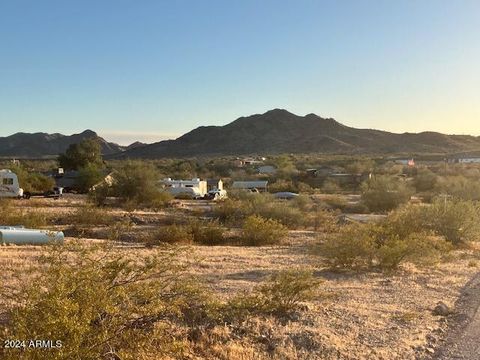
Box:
[24,186,64,200]
[273,192,299,200]
[204,189,227,200]
[0,169,24,199]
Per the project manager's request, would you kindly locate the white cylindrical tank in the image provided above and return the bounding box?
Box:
[0,227,64,245]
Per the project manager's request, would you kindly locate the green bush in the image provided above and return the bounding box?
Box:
[111,161,172,209]
[318,221,452,270]
[9,164,55,193]
[213,194,306,228]
[189,219,225,245]
[228,269,320,317]
[320,224,376,269]
[384,200,480,245]
[146,224,193,246]
[413,168,438,192]
[0,243,213,360]
[76,164,105,193]
[361,175,412,212]
[241,215,287,246]
[434,175,480,201]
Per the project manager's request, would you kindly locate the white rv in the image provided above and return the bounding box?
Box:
[0,169,24,198]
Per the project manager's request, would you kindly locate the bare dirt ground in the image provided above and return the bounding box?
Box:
[1,196,480,359]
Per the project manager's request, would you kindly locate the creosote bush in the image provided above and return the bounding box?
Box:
[146,224,193,246]
[361,175,412,212]
[111,161,173,209]
[320,223,452,270]
[241,215,287,246]
[145,220,226,246]
[0,243,320,359]
[229,270,320,317]
[189,219,225,245]
[214,193,305,228]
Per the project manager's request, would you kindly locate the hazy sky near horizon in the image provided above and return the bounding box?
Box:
[1,0,479,145]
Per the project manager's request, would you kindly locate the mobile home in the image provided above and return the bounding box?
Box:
[0,169,23,198]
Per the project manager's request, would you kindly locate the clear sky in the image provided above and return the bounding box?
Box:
[1,0,479,145]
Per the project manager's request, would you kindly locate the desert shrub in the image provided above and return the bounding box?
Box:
[320,224,376,269]
[0,243,216,360]
[297,181,314,194]
[76,164,105,193]
[228,269,320,317]
[257,205,305,228]
[88,182,111,206]
[146,224,193,246]
[290,194,313,211]
[189,219,225,245]
[424,199,480,245]
[321,178,341,194]
[65,205,115,226]
[213,194,305,228]
[9,164,55,193]
[434,175,480,201]
[112,161,172,209]
[384,200,480,245]
[269,179,297,193]
[323,195,347,210]
[311,209,338,232]
[413,168,438,192]
[343,202,370,214]
[375,232,452,269]
[361,175,412,212]
[319,222,452,270]
[241,215,287,246]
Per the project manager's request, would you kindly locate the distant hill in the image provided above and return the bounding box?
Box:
[0,130,124,158]
[117,109,480,158]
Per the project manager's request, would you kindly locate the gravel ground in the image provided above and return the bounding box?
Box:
[433,272,480,360]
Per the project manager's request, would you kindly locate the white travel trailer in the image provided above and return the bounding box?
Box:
[161,178,208,199]
[0,169,24,198]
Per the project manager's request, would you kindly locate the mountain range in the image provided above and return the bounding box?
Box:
[117,109,480,158]
[1,109,480,158]
[0,130,124,158]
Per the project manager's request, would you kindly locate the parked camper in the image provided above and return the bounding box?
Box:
[0,169,24,199]
[161,178,208,199]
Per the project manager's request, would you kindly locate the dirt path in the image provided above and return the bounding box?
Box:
[433,272,480,359]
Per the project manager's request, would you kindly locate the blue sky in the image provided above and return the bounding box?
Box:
[1,0,479,144]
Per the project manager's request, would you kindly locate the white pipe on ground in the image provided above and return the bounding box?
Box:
[0,226,64,245]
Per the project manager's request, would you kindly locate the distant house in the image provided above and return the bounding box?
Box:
[232,180,268,192]
[257,165,277,175]
[207,179,223,191]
